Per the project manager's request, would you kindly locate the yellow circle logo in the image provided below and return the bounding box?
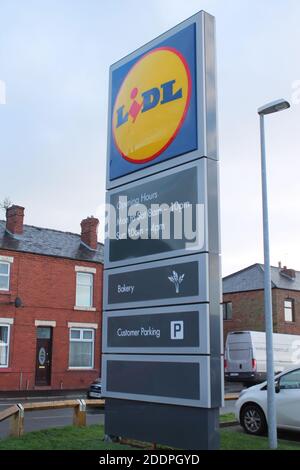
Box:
[112,47,191,164]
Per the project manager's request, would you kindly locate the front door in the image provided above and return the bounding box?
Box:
[35,327,52,386]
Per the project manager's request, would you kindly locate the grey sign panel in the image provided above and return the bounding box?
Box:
[103,253,209,310]
[105,160,209,268]
[106,11,218,190]
[105,400,220,450]
[103,304,210,354]
[102,355,211,408]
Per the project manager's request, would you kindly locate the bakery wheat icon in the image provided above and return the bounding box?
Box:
[168,270,185,294]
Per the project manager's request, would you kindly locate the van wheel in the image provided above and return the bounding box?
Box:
[240,404,267,435]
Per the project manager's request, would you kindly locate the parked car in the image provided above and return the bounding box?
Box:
[235,366,300,435]
[225,330,300,384]
[87,378,102,399]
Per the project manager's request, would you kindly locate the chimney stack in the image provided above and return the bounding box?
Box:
[280,265,296,280]
[80,216,99,250]
[6,205,24,235]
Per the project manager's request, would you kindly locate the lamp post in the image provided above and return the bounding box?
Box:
[258,99,290,449]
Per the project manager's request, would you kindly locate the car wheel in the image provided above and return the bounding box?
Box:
[240,404,267,436]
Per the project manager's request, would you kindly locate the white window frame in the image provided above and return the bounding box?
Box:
[0,262,10,292]
[75,272,94,309]
[284,299,294,323]
[75,266,96,274]
[0,323,10,368]
[69,327,95,370]
[223,301,233,321]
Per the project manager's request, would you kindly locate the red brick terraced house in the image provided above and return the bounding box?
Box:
[223,263,300,345]
[0,205,103,392]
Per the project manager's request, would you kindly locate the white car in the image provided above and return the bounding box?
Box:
[235,366,300,435]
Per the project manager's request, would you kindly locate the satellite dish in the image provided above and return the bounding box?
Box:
[14,297,22,308]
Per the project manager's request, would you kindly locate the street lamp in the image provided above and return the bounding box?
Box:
[258,98,290,449]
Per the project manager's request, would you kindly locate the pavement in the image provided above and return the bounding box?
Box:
[220,400,236,415]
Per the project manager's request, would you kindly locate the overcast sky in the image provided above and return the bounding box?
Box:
[0,0,300,276]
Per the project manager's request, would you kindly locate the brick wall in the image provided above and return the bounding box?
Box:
[223,288,300,349]
[273,289,300,335]
[0,249,103,391]
[223,290,266,345]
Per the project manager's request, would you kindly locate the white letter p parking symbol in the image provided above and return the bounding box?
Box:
[170,321,184,340]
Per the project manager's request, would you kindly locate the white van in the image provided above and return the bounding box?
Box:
[225,330,300,384]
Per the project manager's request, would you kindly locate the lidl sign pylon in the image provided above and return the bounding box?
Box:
[103,11,222,450]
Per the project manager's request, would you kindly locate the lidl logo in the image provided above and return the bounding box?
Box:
[109,23,197,181]
[112,47,191,164]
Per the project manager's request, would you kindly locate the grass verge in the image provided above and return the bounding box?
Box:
[220,413,236,423]
[0,425,135,450]
[0,425,299,451]
[221,429,300,450]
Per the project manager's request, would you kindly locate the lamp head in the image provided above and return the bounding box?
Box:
[258,99,290,116]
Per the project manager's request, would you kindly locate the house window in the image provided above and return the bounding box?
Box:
[284,299,295,322]
[0,262,10,291]
[0,324,10,367]
[69,328,94,369]
[76,273,93,308]
[223,302,233,321]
